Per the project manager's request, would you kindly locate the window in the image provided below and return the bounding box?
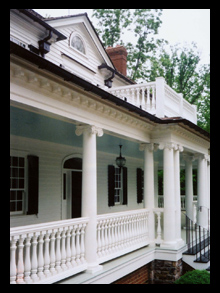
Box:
[70,35,85,54]
[10,156,25,214]
[137,168,144,203]
[108,165,127,207]
[114,167,122,204]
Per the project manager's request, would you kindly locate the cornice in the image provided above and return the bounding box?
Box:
[10,59,154,134]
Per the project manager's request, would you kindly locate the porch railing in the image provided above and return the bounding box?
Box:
[108,78,197,124]
[10,217,89,284]
[97,209,150,263]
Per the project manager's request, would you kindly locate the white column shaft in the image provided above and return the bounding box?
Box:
[143,145,155,241]
[163,146,176,244]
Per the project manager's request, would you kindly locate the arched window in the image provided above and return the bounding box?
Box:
[63,157,82,170]
[70,34,85,54]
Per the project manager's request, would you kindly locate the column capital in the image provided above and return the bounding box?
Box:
[158,142,183,152]
[139,142,158,152]
[194,153,210,162]
[75,125,104,137]
[182,153,196,162]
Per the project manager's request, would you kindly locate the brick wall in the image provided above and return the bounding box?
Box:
[112,264,150,284]
[112,259,184,284]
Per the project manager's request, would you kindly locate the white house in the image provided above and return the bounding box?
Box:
[10,9,210,284]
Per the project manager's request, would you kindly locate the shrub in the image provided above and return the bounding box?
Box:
[174,270,210,284]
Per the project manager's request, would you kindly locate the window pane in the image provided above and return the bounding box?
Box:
[10,190,16,200]
[17,201,22,211]
[12,167,18,177]
[17,190,23,200]
[19,157,24,167]
[10,202,16,212]
[19,179,24,189]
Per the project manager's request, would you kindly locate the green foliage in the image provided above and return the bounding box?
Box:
[92,10,210,133]
[174,270,210,284]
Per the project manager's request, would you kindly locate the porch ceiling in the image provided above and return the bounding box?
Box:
[10,106,144,160]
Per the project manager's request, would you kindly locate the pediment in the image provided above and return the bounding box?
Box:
[45,14,114,70]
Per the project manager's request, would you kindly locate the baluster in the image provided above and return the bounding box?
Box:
[61,227,67,270]
[141,87,145,110]
[114,218,119,251]
[31,232,39,282]
[131,88,135,105]
[111,218,116,252]
[55,229,62,272]
[97,221,102,258]
[104,220,109,254]
[155,211,162,244]
[124,216,128,247]
[71,225,77,267]
[80,223,86,263]
[108,219,112,253]
[152,85,156,110]
[75,225,81,265]
[136,87,140,107]
[66,227,72,268]
[50,229,57,274]
[24,233,32,283]
[100,220,105,256]
[37,231,45,280]
[120,217,125,248]
[10,236,17,284]
[146,86,151,109]
[16,235,25,283]
[44,231,51,277]
[126,89,130,102]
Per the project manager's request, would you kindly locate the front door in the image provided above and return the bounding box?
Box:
[71,171,82,218]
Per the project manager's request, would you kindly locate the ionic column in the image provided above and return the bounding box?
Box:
[197,154,209,228]
[159,143,176,246]
[139,143,157,242]
[76,125,103,273]
[174,144,184,244]
[183,154,195,221]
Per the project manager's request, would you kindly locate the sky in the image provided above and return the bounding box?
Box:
[33,9,210,65]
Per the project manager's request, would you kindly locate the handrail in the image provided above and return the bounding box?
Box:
[184,211,210,262]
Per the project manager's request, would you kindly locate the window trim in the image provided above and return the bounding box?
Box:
[10,151,27,216]
[69,32,87,56]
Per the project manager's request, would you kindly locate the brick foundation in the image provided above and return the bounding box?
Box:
[112,264,150,284]
[112,259,183,284]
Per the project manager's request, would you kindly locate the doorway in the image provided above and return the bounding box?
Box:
[63,157,82,219]
[71,171,82,218]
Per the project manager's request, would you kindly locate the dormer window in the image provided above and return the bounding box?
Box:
[70,34,85,54]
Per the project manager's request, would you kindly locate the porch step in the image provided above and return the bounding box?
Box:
[182,236,210,270]
[183,236,210,255]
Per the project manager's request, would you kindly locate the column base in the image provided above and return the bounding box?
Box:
[86,263,103,274]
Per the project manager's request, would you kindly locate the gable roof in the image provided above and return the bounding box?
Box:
[44,13,115,69]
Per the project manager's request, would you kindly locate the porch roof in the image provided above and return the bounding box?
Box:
[10,41,210,141]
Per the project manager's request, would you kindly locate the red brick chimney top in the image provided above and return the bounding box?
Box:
[106,45,128,76]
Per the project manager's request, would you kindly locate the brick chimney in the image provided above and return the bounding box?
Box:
[106,45,128,76]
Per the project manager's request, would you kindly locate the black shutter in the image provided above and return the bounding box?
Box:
[122,167,127,205]
[27,155,39,215]
[108,165,115,207]
[137,168,143,203]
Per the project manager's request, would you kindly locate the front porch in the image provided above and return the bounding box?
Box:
[10,93,209,284]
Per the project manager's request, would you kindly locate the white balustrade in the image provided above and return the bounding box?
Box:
[109,83,156,113]
[10,217,89,284]
[108,78,197,124]
[97,209,149,263]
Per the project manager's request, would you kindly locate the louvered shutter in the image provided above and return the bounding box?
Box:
[108,165,115,207]
[137,168,143,203]
[122,167,127,205]
[27,155,39,215]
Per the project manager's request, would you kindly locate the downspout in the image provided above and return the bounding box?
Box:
[38,30,52,58]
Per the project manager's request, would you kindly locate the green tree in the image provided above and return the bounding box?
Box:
[93,9,165,81]
[147,44,210,132]
[92,9,132,47]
